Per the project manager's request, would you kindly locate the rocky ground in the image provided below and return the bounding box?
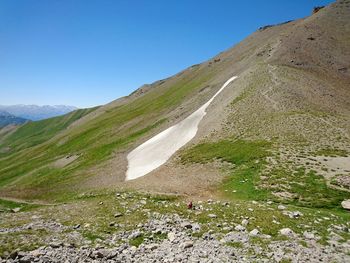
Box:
[1,191,350,263]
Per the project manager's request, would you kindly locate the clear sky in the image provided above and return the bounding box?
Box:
[0,0,333,108]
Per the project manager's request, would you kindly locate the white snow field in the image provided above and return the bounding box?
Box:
[126,76,238,181]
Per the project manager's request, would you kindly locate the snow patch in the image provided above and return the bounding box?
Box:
[126,76,238,181]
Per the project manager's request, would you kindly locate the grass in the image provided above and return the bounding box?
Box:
[181,139,270,166]
[264,166,350,209]
[0,198,39,212]
[129,235,144,247]
[313,148,348,157]
[225,241,243,248]
[0,107,98,154]
[181,139,272,201]
[0,67,215,200]
[181,139,350,210]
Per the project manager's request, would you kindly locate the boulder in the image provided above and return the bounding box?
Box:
[180,241,194,249]
[167,232,176,242]
[234,225,246,232]
[241,219,249,226]
[49,241,63,248]
[303,231,315,240]
[181,221,192,229]
[279,228,294,237]
[249,229,260,236]
[11,207,21,213]
[278,205,286,210]
[114,212,123,218]
[341,199,350,210]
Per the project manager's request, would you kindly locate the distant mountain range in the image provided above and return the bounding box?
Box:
[0,110,28,128]
[0,105,78,121]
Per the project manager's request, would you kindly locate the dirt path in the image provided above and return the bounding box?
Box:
[0,196,57,206]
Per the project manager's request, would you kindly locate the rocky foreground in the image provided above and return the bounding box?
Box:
[1,192,350,263]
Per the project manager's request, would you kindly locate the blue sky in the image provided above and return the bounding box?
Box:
[0,0,333,108]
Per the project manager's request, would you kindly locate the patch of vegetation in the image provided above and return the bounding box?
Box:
[181,139,272,201]
[0,229,47,257]
[0,198,39,212]
[313,148,348,157]
[129,235,144,247]
[181,139,350,209]
[181,139,270,165]
[266,167,350,209]
[225,241,243,248]
[83,232,104,242]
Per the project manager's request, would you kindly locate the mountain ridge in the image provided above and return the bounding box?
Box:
[0,110,28,128]
[0,104,78,121]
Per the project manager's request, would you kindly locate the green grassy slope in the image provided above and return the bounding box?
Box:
[0,107,98,154]
[0,66,219,199]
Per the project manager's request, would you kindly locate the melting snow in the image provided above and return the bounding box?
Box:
[126,76,238,181]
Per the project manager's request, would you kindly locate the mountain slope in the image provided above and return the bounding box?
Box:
[0,105,78,121]
[0,0,349,205]
[0,110,28,128]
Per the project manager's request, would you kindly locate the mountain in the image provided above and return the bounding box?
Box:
[0,110,28,128]
[1,0,348,201]
[0,1,350,260]
[0,104,78,121]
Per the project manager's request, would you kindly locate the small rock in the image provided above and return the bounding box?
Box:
[9,250,18,259]
[192,223,201,232]
[18,256,32,263]
[73,224,80,229]
[168,232,176,242]
[146,243,158,250]
[90,250,104,259]
[292,211,302,218]
[49,241,63,248]
[235,225,246,231]
[249,229,260,236]
[341,199,350,210]
[181,221,192,229]
[208,214,217,218]
[279,228,294,237]
[180,241,194,249]
[303,231,315,239]
[241,219,249,226]
[30,249,44,257]
[11,207,21,213]
[278,205,286,210]
[114,213,123,218]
